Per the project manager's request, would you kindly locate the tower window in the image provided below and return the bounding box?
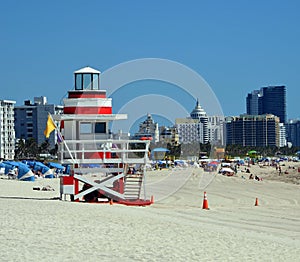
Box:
[80,123,92,134]
[92,74,99,90]
[75,74,82,90]
[95,122,106,133]
[83,74,92,90]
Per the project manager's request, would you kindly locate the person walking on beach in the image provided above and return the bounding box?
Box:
[279,166,282,175]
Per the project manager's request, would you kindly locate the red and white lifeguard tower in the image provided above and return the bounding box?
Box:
[54,66,152,205]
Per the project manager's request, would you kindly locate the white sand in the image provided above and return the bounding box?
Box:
[0,165,300,261]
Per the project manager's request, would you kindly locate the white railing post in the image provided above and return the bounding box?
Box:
[82,142,84,161]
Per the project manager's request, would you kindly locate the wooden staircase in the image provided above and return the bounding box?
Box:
[124,173,143,200]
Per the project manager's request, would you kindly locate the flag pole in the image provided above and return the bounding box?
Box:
[48,113,78,166]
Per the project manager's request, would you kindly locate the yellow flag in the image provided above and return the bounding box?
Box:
[44,115,56,138]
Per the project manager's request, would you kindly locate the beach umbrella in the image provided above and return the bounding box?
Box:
[22,160,36,167]
[238,159,245,164]
[220,167,234,173]
[2,161,19,174]
[221,162,231,167]
[3,161,35,181]
[17,163,35,181]
[248,150,257,155]
[248,150,257,154]
[151,148,170,160]
[208,161,219,166]
[152,147,170,152]
[32,162,55,178]
[48,162,65,174]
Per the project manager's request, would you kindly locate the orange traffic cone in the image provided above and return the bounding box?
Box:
[254,198,259,206]
[202,191,209,210]
[150,195,154,204]
[109,199,113,205]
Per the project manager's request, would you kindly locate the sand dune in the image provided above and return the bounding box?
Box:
[0,165,300,261]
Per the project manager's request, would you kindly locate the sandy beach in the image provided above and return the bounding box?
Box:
[1,163,300,261]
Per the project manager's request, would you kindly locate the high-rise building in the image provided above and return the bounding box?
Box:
[279,123,287,147]
[190,99,208,143]
[132,113,159,142]
[175,100,208,144]
[246,86,286,123]
[261,86,286,124]
[207,116,225,146]
[0,100,16,160]
[159,126,179,145]
[175,118,203,144]
[14,97,63,148]
[246,90,262,115]
[286,119,300,147]
[226,114,280,147]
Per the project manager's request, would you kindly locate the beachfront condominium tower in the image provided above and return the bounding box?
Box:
[246,86,286,123]
[246,90,263,115]
[286,119,300,147]
[261,86,286,124]
[0,100,16,160]
[207,116,225,146]
[226,114,280,147]
[14,96,63,148]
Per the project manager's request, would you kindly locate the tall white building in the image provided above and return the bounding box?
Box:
[175,118,204,143]
[207,116,225,146]
[175,100,208,144]
[279,123,287,148]
[0,100,16,160]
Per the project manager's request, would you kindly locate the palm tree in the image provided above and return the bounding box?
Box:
[15,139,26,159]
[39,140,50,154]
[25,138,39,158]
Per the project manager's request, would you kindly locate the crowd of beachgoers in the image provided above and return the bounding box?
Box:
[149,155,300,185]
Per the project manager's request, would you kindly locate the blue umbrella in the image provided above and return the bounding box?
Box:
[48,162,65,174]
[3,161,35,181]
[33,162,54,178]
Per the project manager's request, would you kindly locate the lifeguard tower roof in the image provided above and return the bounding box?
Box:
[74,66,101,74]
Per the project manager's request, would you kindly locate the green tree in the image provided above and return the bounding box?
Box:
[25,138,39,158]
[15,139,26,159]
[39,140,50,154]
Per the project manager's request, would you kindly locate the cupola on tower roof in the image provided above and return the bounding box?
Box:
[74,66,101,91]
[190,99,207,119]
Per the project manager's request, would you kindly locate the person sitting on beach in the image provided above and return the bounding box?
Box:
[249,174,254,179]
[255,175,260,181]
[8,169,16,179]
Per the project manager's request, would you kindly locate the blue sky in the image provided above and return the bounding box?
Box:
[1,0,300,124]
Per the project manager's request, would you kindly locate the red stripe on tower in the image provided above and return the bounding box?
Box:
[68,91,107,99]
[63,107,112,114]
